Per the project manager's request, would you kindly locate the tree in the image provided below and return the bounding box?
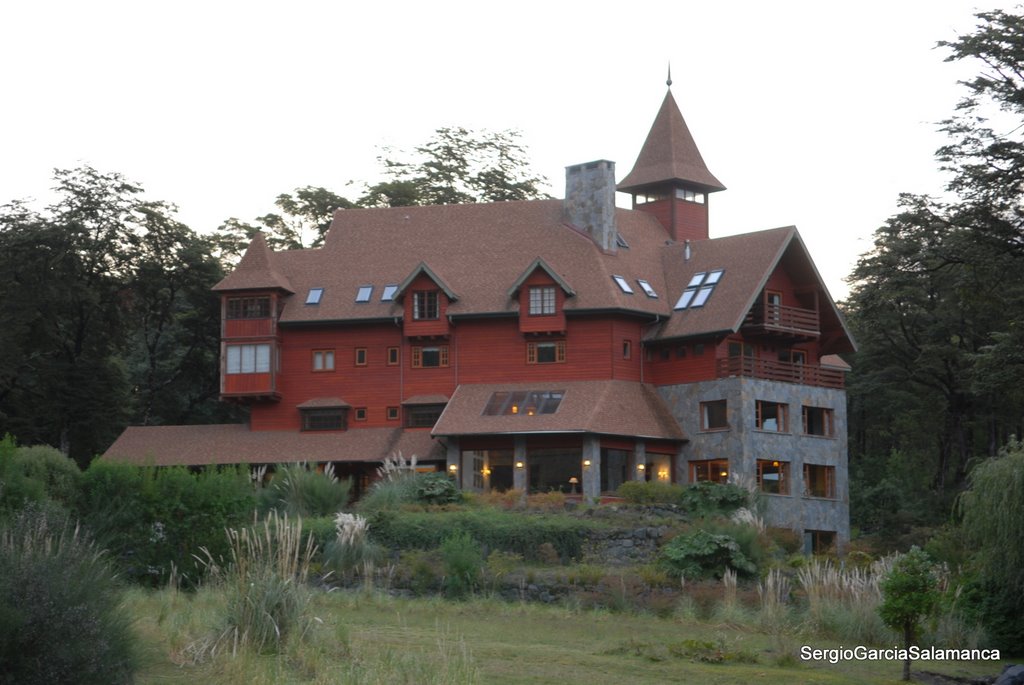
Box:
[360,127,550,207]
[879,547,939,681]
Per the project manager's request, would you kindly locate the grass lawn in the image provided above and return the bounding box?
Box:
[127,589,1009,684]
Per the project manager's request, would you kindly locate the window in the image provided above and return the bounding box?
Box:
[387,347,400,366]
[226,344,271,374]
[637,279,658,298]
[301,408,346,431]
[411,345,449,368]
[381,284,398,301]
[804,464,836,499]
[622,340,632,360]
[482,390,564,416]
[527,340,566,364]
[312,349,334,372]
[756,400,788,432]
[675,345,687,359]
[355,285,373,302]
[757,459,790,495]
[802,406,835,437]
[354,407,367,421]
[766,291,782,322]
[805,530,837,554]
[690,459,729,484]
[660,347,670,361]
[780,349,807,365]
[693,343,705,356]
[355,348,367,366]
[227,297,270,319]
[615,233,630,248]
[612,275,634,294]
[700,400,728,431]
[413,291,439,320]
[674,270,724,310]
[675,188,706,204]
[406,404,446,428]
[305,288,324,305]
[728,342,755,358]
[528,286,556,315]
[386,406,400,421]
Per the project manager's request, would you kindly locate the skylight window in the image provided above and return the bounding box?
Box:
[482,390,564,416]
[615,233,630,248]
[306,288,324,305]
[381,284,398,301]
[355,285,373,303]
[637,279,658,298]
[674,270,725,310]
[612,275,634,294]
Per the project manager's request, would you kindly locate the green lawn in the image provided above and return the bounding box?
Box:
[127,589,1008,684]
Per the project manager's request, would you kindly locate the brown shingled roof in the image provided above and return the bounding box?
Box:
[617,89,726,194]
[103,424,443,466]
[213,232,295,293]
[432,380,685,441]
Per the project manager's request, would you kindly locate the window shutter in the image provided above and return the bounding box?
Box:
[412,346,422,368]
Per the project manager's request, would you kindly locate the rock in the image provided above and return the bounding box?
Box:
[996,665,1024,685]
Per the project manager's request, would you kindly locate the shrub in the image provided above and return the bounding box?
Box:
[78,461,255,585]
[415,472,462,505]
[0,439,82,514]
[679,481,749,517]
[616,480,684,504]
[441,531,483,598]
[323,512,384,584]
[0,505,136,684]
[358,471,461,513]
[260,463,351,517]
[660,529,757,579]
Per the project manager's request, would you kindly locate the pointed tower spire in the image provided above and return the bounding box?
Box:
[618,88,725,242]
[213,232,294,292]
[667,62,672,88]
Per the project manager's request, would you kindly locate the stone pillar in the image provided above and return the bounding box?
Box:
[632,440,647,481]
[674,445,687,484]
[513,437,527,492]
[445,438,461,487]
[582,435,601,502]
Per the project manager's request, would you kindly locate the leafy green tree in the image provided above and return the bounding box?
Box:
[879,547,939,681]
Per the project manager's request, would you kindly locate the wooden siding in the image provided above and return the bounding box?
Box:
[643,338,722,385]
[225,318,273,338]
[224,373,275,395]
[633,196,709,242]
[517,269,566,333]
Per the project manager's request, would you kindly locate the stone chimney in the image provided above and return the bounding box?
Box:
[564,160,617,252]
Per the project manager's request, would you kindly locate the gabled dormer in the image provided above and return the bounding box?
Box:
[617,86,725,243]
[507,258,575,334]
[395,262,457,338]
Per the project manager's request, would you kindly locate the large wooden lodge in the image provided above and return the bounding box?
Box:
[106,86,855,551]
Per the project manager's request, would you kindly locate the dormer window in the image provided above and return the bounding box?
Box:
[413,291,439,320]
[306,288,324,305]
[529,286,556,315]
[355,285,373,303]
[227,297,270,319]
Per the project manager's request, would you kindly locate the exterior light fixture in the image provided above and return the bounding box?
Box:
[515,460,525,469]
[772,460,780,467]
[720,470,728,478]
[511,405,519,414]
[482,467,491,477]
[583,459,591,468]
[637,463,646,472]
[658,469,670,481]
[448,463,458,473]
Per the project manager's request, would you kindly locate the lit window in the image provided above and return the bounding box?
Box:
[355,348,367,366]
[482,390,564,416]
[757,459,790,495]
[306,288,324,305]
[689,459,729,484]
[312,350,334,372]
[227,297,270,319]
[226,344,271,374]
[637,279,658,298]
[700,400,727,431]
[675,270,724,310]
[802,406,835,437]
[528,286,556,315]
[756,400,788,432]
[356,285,373,302]
[381,284,398,301]
[411,345,449,368]
[804,464,836,499]
[612,275,634,294]
[413,291,439,320]
[527,341,566,364]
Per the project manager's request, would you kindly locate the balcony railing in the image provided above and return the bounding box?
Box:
[717,356,844,389]
[743,303,820,337]
[221,372,280,400]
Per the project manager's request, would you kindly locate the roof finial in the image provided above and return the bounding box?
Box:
[666,62,672,88]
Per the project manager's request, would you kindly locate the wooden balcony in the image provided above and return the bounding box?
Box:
[716,357,844,389]
[221,373,281,401]
[743,303,820,338]
[224,318,274,338]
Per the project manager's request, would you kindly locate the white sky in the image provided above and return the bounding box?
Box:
[0,0,1007,300]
